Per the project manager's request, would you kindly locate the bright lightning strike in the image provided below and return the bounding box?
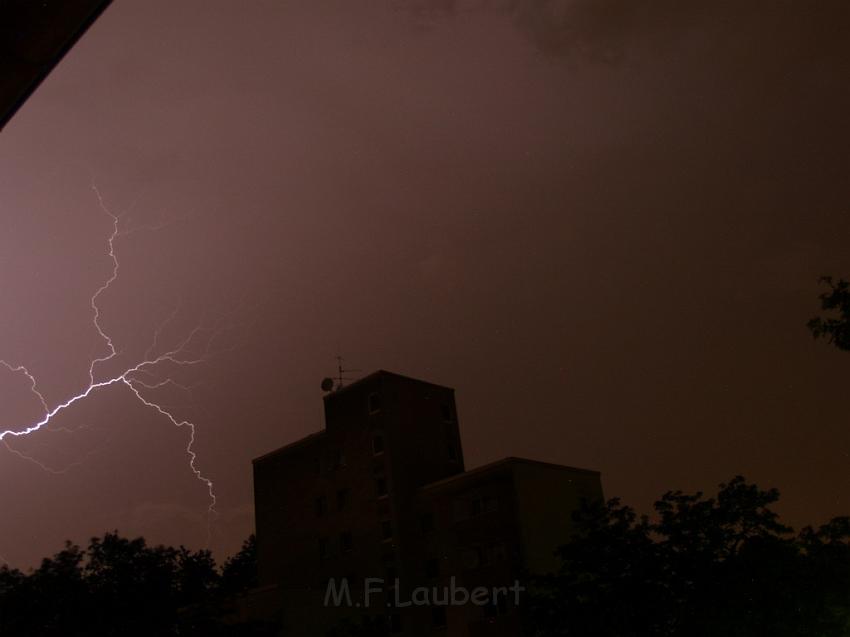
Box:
[0,184,218,538]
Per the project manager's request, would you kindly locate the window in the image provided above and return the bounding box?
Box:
[315,495,327,517]
[312,457,322,475]
[431,606,447,629]
[440,402,454,422]
[492,542,507,562]
[470,498,482,517]
[388,613,403,633]
[368,392,381,414]
[318,537,329,560]
[447,442,458,462]
[376,476,388,497]
[386,565,398,585]
[420,512,435,534]
[336,488,349,511]
[452,499,470,522]
[332,449,345,470]
[483,593,509,618]
[425,558,440,579]
[340,531,353,553]
[381,520,393,541]
[461,548,481,569]
[372,433,384,455]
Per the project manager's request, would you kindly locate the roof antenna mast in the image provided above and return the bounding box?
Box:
[321,356,360,393]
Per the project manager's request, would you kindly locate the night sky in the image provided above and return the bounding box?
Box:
[1,0,849,568]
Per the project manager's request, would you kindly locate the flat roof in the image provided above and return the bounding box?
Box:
[420,456,600,493]
[252,430,326,464]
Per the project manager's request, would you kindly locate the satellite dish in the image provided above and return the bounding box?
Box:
[321,377,335,392]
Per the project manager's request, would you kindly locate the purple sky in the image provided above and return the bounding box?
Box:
[1,0,849,567]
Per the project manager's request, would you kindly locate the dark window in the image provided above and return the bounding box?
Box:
[332,449,345,470]
[484,594,509,618]
[315,495,327,517]
[470,498,482,517]
[447,443,458,462]
[336,488,349,511]
[318,537,329,560]
[372,433,384,455]
[420,512,435,534]
[461,548,480,569]
[452,499,470,522]
[376,476,388,497]
[340,531,353,553]
[388,613,403,633]
[431,606,447,629]
[425,558,440,579]
[492,542,507,561]
[368,392,381,414]
[386,565,398,585]
[381,520,393,541]
[312,457,321,475]
[440,402,454,422]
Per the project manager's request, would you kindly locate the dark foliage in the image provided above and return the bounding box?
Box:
[0,532,273,637]
[809,276,850,351]
[528,477,850,637]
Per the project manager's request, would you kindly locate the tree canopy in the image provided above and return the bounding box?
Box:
[528,477,850,637]
[809,276,850,351]
[0,532,270,637]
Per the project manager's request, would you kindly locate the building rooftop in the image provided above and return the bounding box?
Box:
[321,369,454,399]
[252,430,326,464]
[420,456,601,494]
[0,0,112,131]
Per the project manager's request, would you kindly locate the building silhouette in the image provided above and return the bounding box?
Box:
[248,371,602,636]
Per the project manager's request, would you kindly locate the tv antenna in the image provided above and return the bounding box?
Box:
[321,356,360,392]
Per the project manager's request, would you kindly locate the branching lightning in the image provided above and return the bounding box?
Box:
[0,184,218,540]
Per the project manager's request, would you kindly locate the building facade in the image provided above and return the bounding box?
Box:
[250,371,602,636]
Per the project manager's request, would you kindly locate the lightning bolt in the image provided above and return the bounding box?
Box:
[0,184,218,543]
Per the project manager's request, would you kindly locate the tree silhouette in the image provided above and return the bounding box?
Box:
[809,276,850,351]
[528,477,850,637]
[0,532,269,637]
